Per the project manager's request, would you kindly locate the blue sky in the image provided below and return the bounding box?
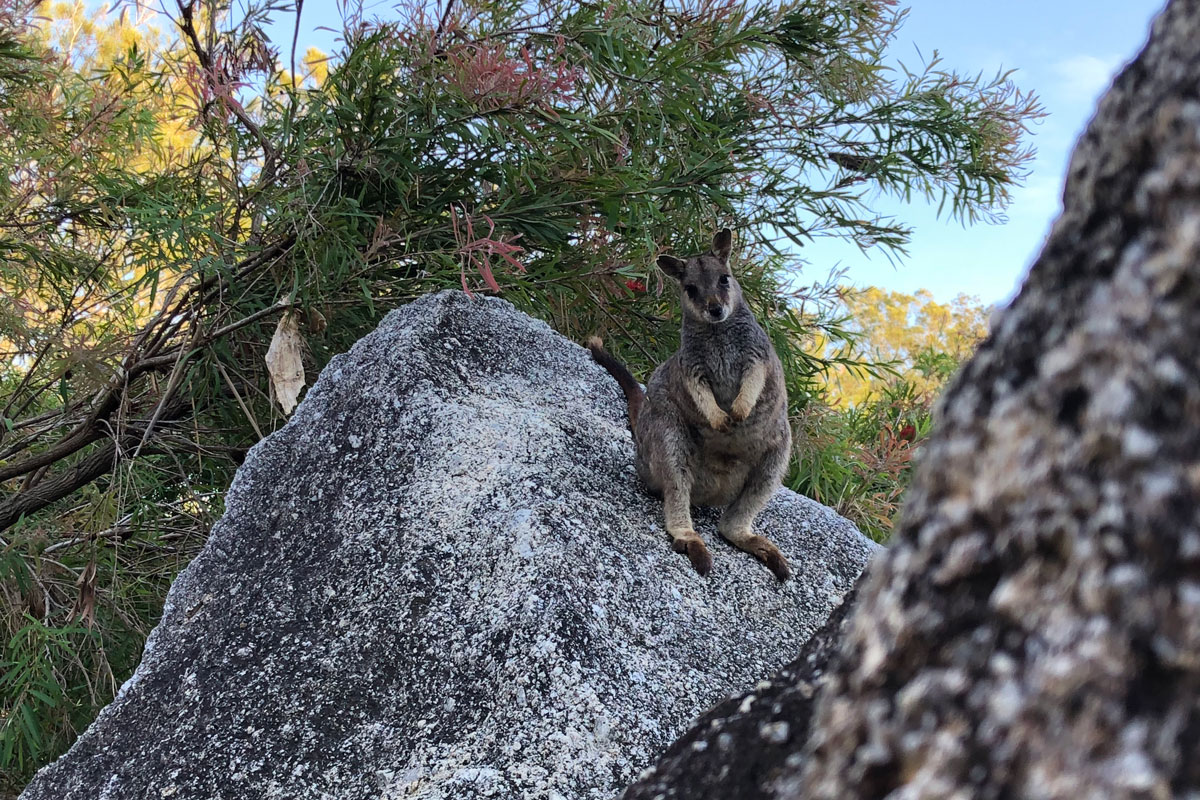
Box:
[269,0,1166,306]
[798,0,1165,305]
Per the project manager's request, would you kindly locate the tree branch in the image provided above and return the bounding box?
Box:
[0,425,177,534]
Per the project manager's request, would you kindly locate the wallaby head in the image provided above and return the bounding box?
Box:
[657,229,743,325]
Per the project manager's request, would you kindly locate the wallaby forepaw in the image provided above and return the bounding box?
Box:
[748,535,791,582]
[672,534,713,576]
[729,404,750,423]
[711,413,733,433]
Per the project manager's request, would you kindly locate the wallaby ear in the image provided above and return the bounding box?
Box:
[711,229,733,262]
[657,254,687,280]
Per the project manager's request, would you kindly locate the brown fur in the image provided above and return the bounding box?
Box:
[589,230,792,580]
[586,337,644,430]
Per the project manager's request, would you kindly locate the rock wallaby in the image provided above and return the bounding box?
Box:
[588,229,791,581]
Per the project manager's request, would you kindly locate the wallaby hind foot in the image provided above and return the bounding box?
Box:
[722,530,791,582]
[670,531,713,576]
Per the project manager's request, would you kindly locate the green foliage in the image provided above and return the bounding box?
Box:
[0,0,1040,787]
[792,376,932,541]
[790,286,992,540]
[1,613,92,780]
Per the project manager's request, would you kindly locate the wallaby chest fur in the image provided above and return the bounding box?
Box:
[642,308,789,507]
[676,306,778,411]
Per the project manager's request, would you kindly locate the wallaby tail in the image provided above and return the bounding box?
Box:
[586,337,645,431]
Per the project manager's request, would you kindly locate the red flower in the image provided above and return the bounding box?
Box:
[898,424,917,443]
[445,41,579,113]
[450,205,526,297]
[625,279,646,292]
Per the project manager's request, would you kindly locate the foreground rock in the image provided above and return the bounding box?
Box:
[624,1,1200,797]
[620,583,861,800]
[20,290,874,800]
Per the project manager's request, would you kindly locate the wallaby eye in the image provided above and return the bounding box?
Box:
[719,275,731,287]
[685,285,699,299]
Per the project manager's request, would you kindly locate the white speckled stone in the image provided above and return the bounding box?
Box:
[21,291,874,800]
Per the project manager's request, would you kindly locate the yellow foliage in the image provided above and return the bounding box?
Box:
[274,46,331,94]
[304,47,330,86]
[35,2,198,161]
[825,287,991,406]
[1,4,207,373]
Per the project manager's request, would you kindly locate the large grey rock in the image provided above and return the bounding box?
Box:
[624,1,1200,797]
[620,582,862,800]
[20,290,874,800]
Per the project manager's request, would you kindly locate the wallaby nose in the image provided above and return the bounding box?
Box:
[706,303,723,319]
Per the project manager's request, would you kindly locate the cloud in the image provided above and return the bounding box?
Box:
[1053,54,1124,102]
